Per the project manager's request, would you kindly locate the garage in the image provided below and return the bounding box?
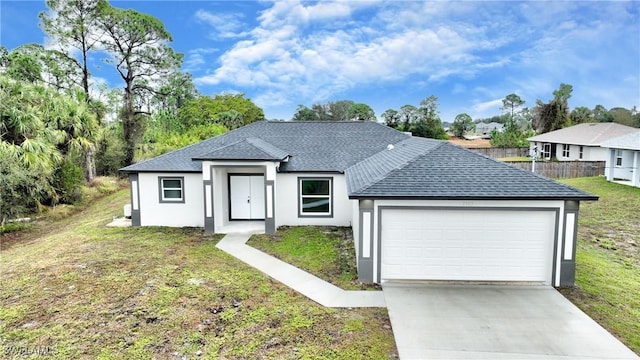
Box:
[380,208,557,283]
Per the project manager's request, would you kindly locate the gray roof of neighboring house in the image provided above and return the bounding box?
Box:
[348,141,597,200]
[121,121,597,201]
[121,121,409,173]
[528,123,639,146]
[600,131,640,151]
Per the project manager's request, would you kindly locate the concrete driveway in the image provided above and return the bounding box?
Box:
[383,283,639,359]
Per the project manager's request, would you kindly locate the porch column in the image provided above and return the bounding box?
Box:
[128,173,141,226]
[606,149,615,181]
[264,163,277,234]
[560,200,579,287]
[632,151,639,187]
[203,164,214,233]
[357,199,375,283]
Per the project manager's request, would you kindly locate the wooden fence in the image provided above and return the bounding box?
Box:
[503,161,606,179]
[471,147,529,158]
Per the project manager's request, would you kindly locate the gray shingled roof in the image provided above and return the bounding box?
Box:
[346,137,441,194]
[348,142,598,200]
[528,123,639,146]
[121,121,596,201]
[600,131,640,150]
[121,121,409,173]
[193,138,289,161]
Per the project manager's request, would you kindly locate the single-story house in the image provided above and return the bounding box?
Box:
[601,131,640,187]
[476,122,503,135]
[121,121,597,286]
[528,123,639,161]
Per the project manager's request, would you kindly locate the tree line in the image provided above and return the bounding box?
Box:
[0,0,265,224]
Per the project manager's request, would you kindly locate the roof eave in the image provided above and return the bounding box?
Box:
[348,194,599,201]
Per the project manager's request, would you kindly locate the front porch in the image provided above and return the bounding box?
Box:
[202,161,278,234]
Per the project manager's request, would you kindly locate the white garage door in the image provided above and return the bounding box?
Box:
[381,209,556,283]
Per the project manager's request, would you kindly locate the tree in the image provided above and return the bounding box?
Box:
[501,93,525,132]
[570,106,593,125]
[398,104,418,131]
[450,113,475,138]
[592,104,613,123]
[410,95,448,139]
[40,0,102,98]
[349,103,375,121]
[0,75,98,205]
[96,1,183,165]
[532,83,573,133]
[292,105,319,121]
[381,109,400,129]
[177,93,264,130]
[608,107,636,127]
[3,46,43,83]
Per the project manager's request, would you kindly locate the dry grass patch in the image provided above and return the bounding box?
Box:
[0,189,397,359]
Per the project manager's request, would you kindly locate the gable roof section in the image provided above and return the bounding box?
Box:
[346,137,442,194]
[121,121,410,173]
[348,142,597,200]
[600,131,640,150]
[193,138,289,161]
[528,123,639,146]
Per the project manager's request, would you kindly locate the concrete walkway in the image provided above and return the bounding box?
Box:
[215,232,386,308]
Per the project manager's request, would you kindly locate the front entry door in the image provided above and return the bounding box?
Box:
[230,175,265,220]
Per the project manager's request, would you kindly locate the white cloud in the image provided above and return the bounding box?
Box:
[194,9,249,39]
[193,1,638,117]
[470,99,503,119]
[183,47,218,73]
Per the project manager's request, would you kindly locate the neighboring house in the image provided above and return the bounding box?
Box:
[476,122,503,135]
[601,131,640,188]
[528,123,639,161]
[121,121,597,286]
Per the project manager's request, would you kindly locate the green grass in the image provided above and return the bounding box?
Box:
[248,226,379,290]
[498,156,531,162]
[0,190,396,359]
[559,177,640,354]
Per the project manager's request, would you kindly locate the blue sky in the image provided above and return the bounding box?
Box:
[1,1,639,122]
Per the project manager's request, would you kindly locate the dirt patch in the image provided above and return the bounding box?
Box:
[448,136,492,148]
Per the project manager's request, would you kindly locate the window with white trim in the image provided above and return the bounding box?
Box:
[579,146,584,159]
[562,144,570,158]
[616,150,623,167]
[299,178,332,217]
[159,177,184,203]
[542,143,551,159]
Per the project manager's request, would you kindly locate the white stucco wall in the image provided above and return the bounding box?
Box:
[606,148,639,183]
[138,172,204,227]
[275,173,354,227]
[530,142,608,161]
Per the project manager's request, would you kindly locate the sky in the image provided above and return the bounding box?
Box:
[1,0,639,122]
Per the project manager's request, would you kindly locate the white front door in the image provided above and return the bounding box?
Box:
[230,175,265,220]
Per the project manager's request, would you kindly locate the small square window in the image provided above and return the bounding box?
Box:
[562,144,570,158]
[299,178,332,217]
[159,177,184,203]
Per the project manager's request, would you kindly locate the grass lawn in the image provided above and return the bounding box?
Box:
[0,189,397,359]
[559,177,640,354]
[248,227,379,291]
[497,156,531,162]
